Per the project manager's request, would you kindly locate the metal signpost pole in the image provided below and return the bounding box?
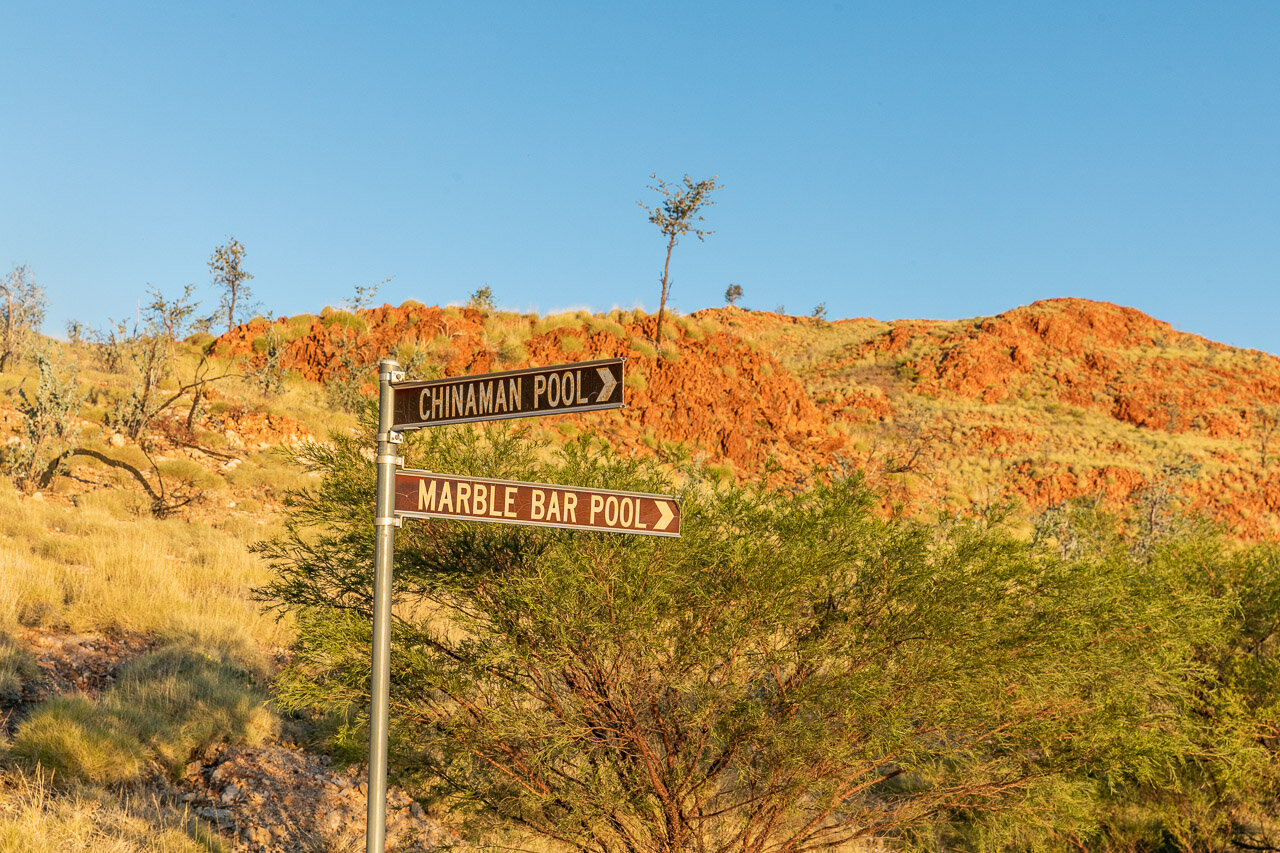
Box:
[363,356,638,850]
[367,358,403,853]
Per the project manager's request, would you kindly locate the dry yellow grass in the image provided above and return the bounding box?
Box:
[0,481,289,672]
[0,768,225,853]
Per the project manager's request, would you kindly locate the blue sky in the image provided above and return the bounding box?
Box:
[3,3,1278,352]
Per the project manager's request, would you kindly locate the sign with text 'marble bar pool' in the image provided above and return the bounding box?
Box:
[391,358,624,430]
[394,469,681,537]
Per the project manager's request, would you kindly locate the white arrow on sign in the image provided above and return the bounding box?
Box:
[653,500,676,532]
[596,366,619,403]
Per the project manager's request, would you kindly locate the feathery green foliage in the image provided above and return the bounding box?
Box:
[258,423,1253,852]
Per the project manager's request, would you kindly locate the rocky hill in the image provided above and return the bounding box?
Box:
[4,295,1279,851]
[212,297,1280,540]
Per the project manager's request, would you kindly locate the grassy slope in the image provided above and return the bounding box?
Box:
[0,345,310,850]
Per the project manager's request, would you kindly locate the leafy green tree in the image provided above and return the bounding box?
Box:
[467,285,496,313]
[209,237,254,334]
[1031,499,1280,851]
[259,424,1233,852]
[641,173,721,344]
[0,263,46,372]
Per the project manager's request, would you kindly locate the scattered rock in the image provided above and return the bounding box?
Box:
[175,743,458,852]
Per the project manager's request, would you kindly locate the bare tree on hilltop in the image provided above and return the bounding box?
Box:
[641,173,721,345]
[209,237,254,334]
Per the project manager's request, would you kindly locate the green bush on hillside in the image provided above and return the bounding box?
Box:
[256,423,1277,851]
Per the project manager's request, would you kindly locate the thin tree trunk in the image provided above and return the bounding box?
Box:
[655,236,675,345]
[1,289,12,372]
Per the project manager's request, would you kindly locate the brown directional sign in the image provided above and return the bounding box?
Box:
[394,469,680,537]
[391,358,624,430]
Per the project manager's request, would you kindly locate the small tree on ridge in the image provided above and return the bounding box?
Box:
[641,173,721,344]
[209,237,253,334]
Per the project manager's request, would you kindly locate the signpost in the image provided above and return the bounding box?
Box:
[365,355,677,853]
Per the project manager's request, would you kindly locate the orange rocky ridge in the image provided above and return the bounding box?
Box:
[212,297,1280,541]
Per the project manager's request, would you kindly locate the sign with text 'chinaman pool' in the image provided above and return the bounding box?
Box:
[394,469,681,536]
[391,358,624,429]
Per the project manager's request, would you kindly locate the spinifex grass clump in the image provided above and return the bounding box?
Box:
[258,422,1270,852]
[9,643,277,785]
[0,632,38,702]
[8,696,148,785]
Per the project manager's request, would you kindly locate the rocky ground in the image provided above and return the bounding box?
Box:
[3,629,460,852]
[176,742,456,852]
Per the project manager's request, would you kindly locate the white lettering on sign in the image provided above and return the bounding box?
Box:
[532,369,594,410]
[588,495,650,530]
[418,377,524,423]
[408,475,675,534]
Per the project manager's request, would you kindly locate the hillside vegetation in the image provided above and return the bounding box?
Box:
[0,296,1277,851]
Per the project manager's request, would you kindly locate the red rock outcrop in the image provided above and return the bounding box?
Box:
[212,298,1280,540]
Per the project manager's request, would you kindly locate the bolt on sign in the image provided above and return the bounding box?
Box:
[391,358,624,429]
[395,470,681,536]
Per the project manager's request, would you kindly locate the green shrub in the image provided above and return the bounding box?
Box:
[285,314,318,338]
[319,310,367,333]
[674,316,704,340]
[629,339,657,359]
[258,426,1237,852]
[184,331,216,350]
[532,313,582,336]
[706,462,734,483]
[586,317,626,338]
